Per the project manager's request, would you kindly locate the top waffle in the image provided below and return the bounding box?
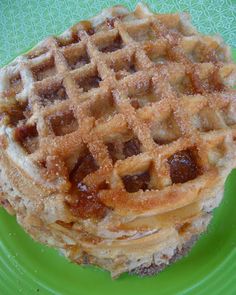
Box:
[0,2,236,277]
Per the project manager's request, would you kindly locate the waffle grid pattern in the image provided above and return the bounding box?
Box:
[0,4,236,219]
[1,2,236,278]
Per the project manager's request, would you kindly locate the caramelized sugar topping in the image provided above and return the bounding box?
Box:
[70,153,99,184]
[168,150,200,184]
[107,137,141,163]
[67,153,108,219]
[67,183,107,219]
[15,124,39,153]
[15,124,37,141]
[122,171,150,193]
[123,138,141,158]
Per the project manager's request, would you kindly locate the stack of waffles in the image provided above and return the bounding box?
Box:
[0,3,236,277]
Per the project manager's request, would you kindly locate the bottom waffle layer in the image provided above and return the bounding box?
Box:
[130,234,199,277]
[58,211,212,278]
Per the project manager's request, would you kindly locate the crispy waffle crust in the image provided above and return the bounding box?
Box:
[0,2,236,278]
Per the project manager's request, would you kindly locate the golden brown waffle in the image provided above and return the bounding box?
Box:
[0,2,236,278]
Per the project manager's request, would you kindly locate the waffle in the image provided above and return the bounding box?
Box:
[0,2,236,278]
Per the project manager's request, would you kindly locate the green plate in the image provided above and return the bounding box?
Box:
[0,1,236,294]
